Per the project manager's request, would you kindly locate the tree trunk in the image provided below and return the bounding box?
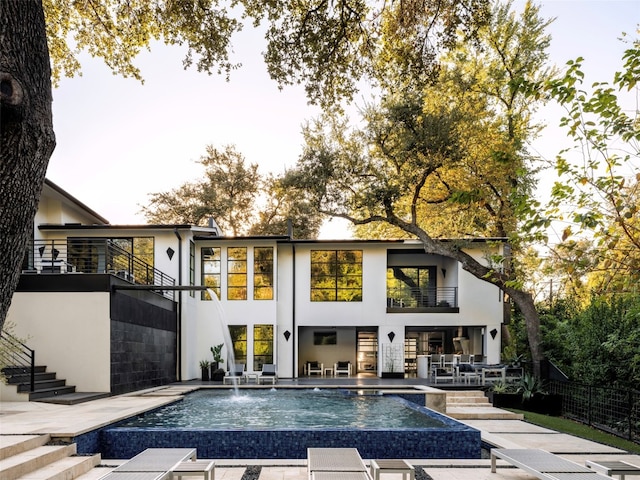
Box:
[0,0,56,332]
[506,288,542,377]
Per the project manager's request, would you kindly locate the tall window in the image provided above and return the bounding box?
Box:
[253,324,274,370]
[201,247,221,300]
[310,250,363,301]
[386,266,436,307]
[229,325,247,365]
[254,247,274,300]
[189,241,195,297]
[227,247,247,300]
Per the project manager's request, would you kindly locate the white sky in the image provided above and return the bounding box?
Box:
[45,1,639,239]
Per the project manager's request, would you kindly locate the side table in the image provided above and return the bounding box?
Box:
[370,459,415,480]
[324,367,334,377]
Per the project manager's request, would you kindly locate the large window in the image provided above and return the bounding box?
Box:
[310,250,363,301]
[227,247,247,300]
[253,324,274,370]
[189,241,195,298]
[254,247,274,300]
[229,325,247,365]
[386,266,436,307]
[201,247,221,300]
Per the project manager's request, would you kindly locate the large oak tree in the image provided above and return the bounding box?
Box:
[0,0,489,332]
[286,1,554,373]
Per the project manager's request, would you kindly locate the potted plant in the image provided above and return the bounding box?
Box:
[210,344,224,376]
[199,360,211,381]
[517,373,562,415]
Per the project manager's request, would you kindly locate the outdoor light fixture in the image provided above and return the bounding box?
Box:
[388,331,396,342]
[490,328,498,340]
[283,330,291,341]
[166,247,175,260]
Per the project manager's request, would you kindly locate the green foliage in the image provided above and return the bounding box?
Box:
[544,36,640,298]
[540,294,640,390]
[210,344,224,364]
[141,144,323,237]
[516,372,547,401]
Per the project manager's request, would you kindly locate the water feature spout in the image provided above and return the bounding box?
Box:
[207,288,240,394]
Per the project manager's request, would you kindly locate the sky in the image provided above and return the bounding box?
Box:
[45,1,639,239]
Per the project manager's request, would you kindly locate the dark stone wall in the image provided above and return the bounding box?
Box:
[110,291,177,395]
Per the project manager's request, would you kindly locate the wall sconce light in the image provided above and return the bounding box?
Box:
[387,331,396,343]
[441,268,446,278]
[166,247,175,260]
[490,328,498,340]
[283,330,291,341]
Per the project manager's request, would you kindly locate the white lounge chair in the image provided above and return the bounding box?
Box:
[223,363,246,384]
[258,363,277,384]
[491,448,616,480]
[334,361,352,377]
[307,448,370,480]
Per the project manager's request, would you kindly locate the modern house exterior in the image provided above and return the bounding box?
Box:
[2,179,507,400]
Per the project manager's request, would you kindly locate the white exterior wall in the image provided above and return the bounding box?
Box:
[5,292,111,394]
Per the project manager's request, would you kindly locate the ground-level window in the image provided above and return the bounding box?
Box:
[229,325,247,366]
[253,324,274,370]
[254,247,274,300]
[386,266,436,307]
[310,250,363,301]
[201,247,221,300]
[228,247,247,300]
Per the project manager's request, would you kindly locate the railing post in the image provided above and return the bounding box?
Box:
[30,350,35,392]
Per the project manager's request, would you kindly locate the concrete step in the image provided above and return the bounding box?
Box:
[0,444,77,480]
[74,466,115,480]
[15,453,101,480]
[446,406,524,420]
[446,396,490,404]
[0,436,51,461]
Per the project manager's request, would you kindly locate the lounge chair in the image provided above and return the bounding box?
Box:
[258,363,277,384]
[307,361,323,376]
[334,361,352,377]
[223,363,246,384]
[307,448,369,480]
[491,448,616,480]
[100,448,197,480]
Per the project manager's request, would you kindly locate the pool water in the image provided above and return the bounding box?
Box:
[115,389,446,429]
[82,388,482,459]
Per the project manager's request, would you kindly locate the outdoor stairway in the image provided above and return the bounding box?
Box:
[1,366,109,404]
[445,390,524,420]
[0,434,103,480]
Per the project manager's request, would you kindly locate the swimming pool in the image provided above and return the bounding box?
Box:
[80,388,481,459]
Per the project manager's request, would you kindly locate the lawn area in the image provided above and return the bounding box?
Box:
[510,409,640,455]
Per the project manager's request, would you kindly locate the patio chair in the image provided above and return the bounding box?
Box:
[307,361,323,376]
[334,361,352,377]
[258,364,278,384]
[223,363,246,384]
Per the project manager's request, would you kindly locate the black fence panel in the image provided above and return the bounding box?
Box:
[548,380,639,443]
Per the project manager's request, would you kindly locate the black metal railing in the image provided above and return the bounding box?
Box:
[548,380,640,442]
[0,331,35,392]
[22,238,175,300]
[387,287,458,309]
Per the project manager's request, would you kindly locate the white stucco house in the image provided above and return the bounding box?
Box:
[2,179,507,400]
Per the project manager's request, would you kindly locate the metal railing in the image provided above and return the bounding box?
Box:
[22,239,175,300]
[548,380,640,442]
[0,331,35,392]
[387,287,458,309]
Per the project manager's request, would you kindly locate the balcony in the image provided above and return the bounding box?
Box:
[386,287,458,313]
[22,239,175,300]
